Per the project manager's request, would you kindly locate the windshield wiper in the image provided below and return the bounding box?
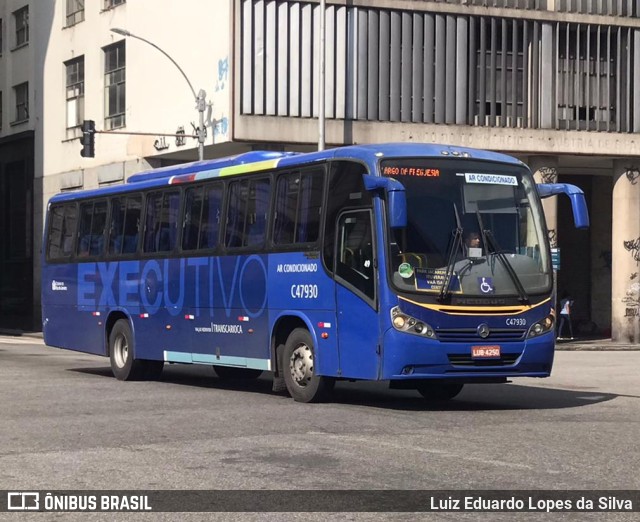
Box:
[483,229,529,304]
[438,227,463,302]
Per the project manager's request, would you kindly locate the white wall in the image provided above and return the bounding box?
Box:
[0,0,35,138]
[41,0,233,194]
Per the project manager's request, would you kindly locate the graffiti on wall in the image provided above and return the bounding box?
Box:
[623,238,640,264]
[547,229,557,249]
[175,126,186,147]
[216,58,229,92]
[537,166,558,184]
[625,167,640,185]
[623,282,640,317]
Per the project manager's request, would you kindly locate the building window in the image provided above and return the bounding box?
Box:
[65,57,84,128]
[13,82,28,123]
[66,0,85,27]
[13,6,28,47]
[104,0,125,9]
[104,41,125,129]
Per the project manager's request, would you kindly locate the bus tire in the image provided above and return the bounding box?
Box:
[109,319,146,381]
[416,381,464,401]
[282,328,334,403]
[213,366,263,379]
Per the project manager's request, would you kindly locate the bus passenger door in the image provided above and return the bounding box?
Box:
[334,210,381,380]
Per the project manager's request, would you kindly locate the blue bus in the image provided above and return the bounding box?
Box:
[42,143,589,402]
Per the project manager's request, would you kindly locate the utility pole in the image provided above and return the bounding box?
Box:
[318,0,326,151]
[110,28,206,161]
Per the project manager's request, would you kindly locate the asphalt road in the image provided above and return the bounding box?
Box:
[0,335,638,520]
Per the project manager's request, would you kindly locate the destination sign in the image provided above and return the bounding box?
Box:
[382,166,440,178]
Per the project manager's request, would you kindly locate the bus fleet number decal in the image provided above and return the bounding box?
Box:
[506,318,526,326]
[291,284,318,299]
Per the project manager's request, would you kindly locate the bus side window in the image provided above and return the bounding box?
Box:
[48,204,77,259]
[225,181,247,248]
[77,200,107,257]
[182,187,203,251]
[336,210,375,300]
[245,179,270,246]
[122,196,141,254]
[199,184,222,249]
[273,169,323,246]
[323,161,372,274]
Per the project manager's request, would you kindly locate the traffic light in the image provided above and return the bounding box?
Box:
[80,120,96,158]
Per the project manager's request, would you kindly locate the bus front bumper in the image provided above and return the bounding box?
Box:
[382,328,554,381]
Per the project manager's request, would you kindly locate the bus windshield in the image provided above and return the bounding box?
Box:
[382,158,551,298]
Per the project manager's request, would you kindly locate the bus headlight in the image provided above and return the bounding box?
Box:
[391,307,436,338]
[527,314,555,338]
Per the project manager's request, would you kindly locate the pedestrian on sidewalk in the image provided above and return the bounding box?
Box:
[558,291,574,340]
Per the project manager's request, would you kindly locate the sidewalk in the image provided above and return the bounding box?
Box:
[1,330,639,350]
[555,337,640,351]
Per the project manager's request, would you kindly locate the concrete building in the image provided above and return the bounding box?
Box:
[2,0,640,341]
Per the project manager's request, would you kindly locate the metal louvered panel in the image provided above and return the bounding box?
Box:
[390,11,402,122]
[253,0,265,115]
[325,5,336,119]
[345,8,356,120]
[424,13,435,124]
[522,20,529,129]
[446,15,456,124]
[378,10,390,121]
[500,18,507,127]
[412,13,424,123]
[435,14,446,124]
[238,1,638,135]
[241,0,253,114]
[467,16,476,125]
[478,17,487,125]
[288,3,301,117]
[367,10,379,121]
[276,2,289,116]
[455,16,468,125]
[357,8,368,120]
[265,1,277,116]
[635,29,640,132]
[335,6,347,120]
[312,4,320,118]
[300,3,312,118]
[401,12,413,123]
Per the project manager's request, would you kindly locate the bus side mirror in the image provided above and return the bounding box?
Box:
[362,175,407,229]
[537,183,590,229]
[388,190,407,229]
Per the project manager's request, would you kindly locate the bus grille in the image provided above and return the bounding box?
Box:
[436,328,526,343]
[448,353,521,366]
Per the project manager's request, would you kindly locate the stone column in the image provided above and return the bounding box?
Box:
[529,156,559,249]
[612,160,640,343]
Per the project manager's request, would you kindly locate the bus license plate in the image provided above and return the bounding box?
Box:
[471,345,501,359]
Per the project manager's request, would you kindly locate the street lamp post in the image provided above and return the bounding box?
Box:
[110,28,206,161]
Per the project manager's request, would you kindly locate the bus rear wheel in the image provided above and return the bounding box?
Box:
[416,381,464,401]
[214,366,263,380]
[282,328,334,403]
[109,319,161,381]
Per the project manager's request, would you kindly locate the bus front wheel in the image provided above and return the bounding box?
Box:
[416,381,464,401]
[109,319,162,381]
[282,328,334,403]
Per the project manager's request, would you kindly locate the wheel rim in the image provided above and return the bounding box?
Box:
[289,342,314,387]
[113,333,128,368]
